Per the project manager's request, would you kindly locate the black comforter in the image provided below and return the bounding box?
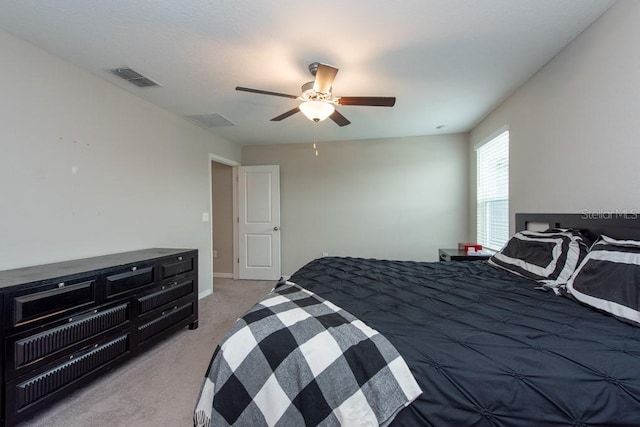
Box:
[290,257,640,426]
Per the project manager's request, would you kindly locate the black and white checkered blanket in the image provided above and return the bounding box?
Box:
[194,281,422,427]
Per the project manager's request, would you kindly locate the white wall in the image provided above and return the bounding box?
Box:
[242,134,469,276]
[469,0,640,238]
[0,30,241,295]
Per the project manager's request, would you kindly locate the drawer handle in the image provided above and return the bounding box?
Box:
[131,266,137,272]
[58,282,65,288]
[178,256,183,261]
[161,306,179,316]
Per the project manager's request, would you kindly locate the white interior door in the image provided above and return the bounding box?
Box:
[237,165,281,280]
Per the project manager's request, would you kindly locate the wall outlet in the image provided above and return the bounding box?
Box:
[322,252,328,257]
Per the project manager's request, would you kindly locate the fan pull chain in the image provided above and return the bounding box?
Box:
[313,124,319,156]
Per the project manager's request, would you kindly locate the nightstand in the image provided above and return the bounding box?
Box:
[439,248,492,262]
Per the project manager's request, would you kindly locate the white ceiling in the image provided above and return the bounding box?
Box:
[0,0,614,145]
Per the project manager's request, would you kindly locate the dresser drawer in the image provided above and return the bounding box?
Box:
[137,300,196,345]
[161,254,195,279]
[6,333,131,418]
[105,265,155,298]
[6,302,130,378]
[6,279,96,329]
[137,277,195,315]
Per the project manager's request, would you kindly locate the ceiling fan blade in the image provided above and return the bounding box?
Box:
[270,107,300,121]
[329,110,351,127]
[338,96,396,107]
[236,86,298,99]
[313,63,338,94]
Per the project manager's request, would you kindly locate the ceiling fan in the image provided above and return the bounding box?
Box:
[236,62,396,127]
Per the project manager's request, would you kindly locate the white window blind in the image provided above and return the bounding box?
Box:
[476,130,509,251]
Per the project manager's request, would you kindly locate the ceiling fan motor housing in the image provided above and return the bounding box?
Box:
[301,81,332,101]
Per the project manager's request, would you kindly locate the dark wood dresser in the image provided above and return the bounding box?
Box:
[0,248,198,426]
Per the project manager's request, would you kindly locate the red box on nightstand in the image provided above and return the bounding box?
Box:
[458,243,483,253]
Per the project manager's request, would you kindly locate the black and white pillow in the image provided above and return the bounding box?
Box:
[566,235,640,326]
[488,229,589,290]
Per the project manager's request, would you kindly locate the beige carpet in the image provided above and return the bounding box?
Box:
[17,278,275,427]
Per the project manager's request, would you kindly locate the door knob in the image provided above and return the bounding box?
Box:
[273,226,280,231]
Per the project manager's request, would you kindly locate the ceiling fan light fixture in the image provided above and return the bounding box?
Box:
[299,101,335,122]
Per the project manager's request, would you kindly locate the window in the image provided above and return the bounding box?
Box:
[476,130,509,251]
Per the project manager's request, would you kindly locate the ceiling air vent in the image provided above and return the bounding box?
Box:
[185,113,235,128]
[110,67,160,88]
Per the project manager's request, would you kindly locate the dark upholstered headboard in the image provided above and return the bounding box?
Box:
[516,212,640,242]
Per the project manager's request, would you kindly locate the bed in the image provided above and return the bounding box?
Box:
[195,213,640,426]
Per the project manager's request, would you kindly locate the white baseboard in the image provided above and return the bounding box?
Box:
[213,272,233,278]
[198,288,213,300]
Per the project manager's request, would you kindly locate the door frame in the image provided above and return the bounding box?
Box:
[208,154,240,296]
